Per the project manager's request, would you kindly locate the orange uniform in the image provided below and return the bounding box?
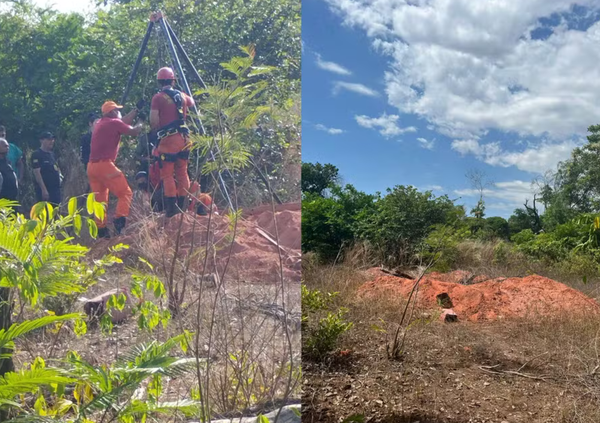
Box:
[87,117,133,228]
[151,90,195,198]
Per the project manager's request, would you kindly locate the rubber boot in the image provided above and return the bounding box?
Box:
[113,217,126,235]
[165,197,179,217]
[97,227,110,239]
[176,196,187,212]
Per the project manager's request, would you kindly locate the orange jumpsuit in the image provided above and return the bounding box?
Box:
[150,89,195,198]
[87,117,133,228]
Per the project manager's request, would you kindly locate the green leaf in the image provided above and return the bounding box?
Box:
[257,415,270,423]
[93,203,105,221]
[116,293,127,311]
[0,314,82,354]
[110,243,129,252]
[86,193,94,215]
[68,197,77,217]
[74,215,82,236]
[23,220,38,233]
[74,318,87,337]
[0,368,74,399]
[30,202,47,220]
[87,218,98,238]
[138,257,154,270]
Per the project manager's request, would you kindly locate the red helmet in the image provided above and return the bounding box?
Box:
[157,67,175,80]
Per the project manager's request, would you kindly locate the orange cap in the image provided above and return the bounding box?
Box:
[101,101,123,115]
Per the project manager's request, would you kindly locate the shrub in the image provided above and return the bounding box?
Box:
[511,229,535,245]
[357,186,459,267]
[301,284,353,360]
[422,225,470,272]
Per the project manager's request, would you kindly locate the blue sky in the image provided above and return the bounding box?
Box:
[302,0,600,218]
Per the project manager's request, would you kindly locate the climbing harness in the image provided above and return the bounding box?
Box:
[154,87,190,143]
[157,150,190,168]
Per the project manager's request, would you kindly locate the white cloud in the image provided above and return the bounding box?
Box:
[417,137,435,150]
[324,0,600,140]
[423,184,444,191]
[333,81,380,97]
[315,124,345,135]
[451,138,581,173]
[355,113,417,138]
[315,54,352,76]
[455,180,539,213]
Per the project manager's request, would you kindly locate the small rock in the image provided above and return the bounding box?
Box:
[440,308,458,323]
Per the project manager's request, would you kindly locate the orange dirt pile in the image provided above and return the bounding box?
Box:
[359,270,600,321]
[90,202,301,284]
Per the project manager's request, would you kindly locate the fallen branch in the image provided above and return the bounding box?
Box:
[479,365,552,381]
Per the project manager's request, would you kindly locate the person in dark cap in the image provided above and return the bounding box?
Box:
[31,132,62,205]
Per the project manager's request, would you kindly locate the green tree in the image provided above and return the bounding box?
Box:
[301,184,375,261]
[0,0,300,209]
[301,162,340,197]
[484,216,510,239]
[358,186,458,267]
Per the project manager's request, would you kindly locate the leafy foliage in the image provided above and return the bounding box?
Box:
[0,0,300,209]
[356,186,458,267]
[301,163,340,197]
[301,285,352,360]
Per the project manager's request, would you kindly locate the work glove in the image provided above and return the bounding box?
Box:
[136,99,146,111]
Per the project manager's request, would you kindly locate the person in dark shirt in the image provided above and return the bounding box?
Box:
[0,138,19,207]
[31,132,62,205]
[80,113,98,167]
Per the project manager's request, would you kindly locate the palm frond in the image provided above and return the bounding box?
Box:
[0,314,82,353]
[0,368,73,399]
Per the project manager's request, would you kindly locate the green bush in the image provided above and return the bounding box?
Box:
[357,186,460,267]
[511,229,535,245]
[301,186,375,262]
[302,285,353,360]
[423,225,470,272]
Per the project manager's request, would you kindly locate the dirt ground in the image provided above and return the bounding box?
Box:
[360,269,600,321]
[14,202,302,419]
[303,267,600,423]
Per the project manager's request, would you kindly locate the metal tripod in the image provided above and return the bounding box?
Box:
[121,10,234,211]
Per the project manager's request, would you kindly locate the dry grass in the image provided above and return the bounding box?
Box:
[14,201,301,421]
[302,252,600,423]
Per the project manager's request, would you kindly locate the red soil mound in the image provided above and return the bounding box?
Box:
[89,202,301,284]
[359,270,600,321]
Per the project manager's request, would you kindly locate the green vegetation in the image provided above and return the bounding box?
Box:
[1,0,300,208]
[301,285,352,360]
[0,0,300,420]
[302,124,600,281]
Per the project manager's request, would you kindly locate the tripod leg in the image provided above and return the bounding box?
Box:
[158,15,236,212]
[164,20,207,89]
[121,20,154,106]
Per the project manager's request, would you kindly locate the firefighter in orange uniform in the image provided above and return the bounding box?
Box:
[150,67,195,217]
[88,101,143,237]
